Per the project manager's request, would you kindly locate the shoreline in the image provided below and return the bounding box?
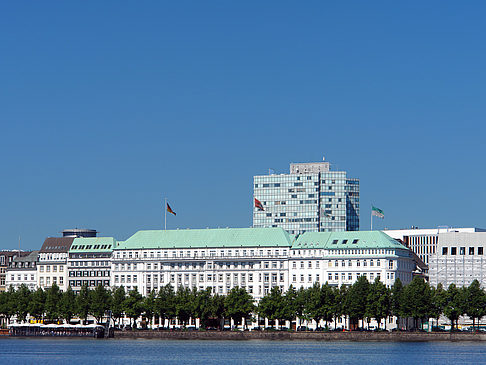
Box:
[114,330,486,342]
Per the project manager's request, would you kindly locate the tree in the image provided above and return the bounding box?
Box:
[258,286,285,328]
[0,287,15,325]
[331,285,345,329]
[390,278,404,329]
[124,288,143,328]
[224,287,255,329]
[76,285,91,324]
[90,285,111,323]
[59,286,76,323]
[344,276,370,329]
[45,283,62,322]
[110,286,126,326]
[28,288,46,322]
[443,284,464,331]
[193,288,214,329]
[281,285,299,328]
[143,290,157,328]
[402,276,432,330]
[302,283,325,328]
[430,283,447,330]
[464,280,486,330]
[174,286,195,327]
[210,293,226,329]
[155,284,176,328]
[14,284,31,323]
[366,278,390,329]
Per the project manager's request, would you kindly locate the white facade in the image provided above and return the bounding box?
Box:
[111,246,290,299]
[67,237,114,293]
[6,251,39,291]
[383,227,485,266]
[429,232,486,288]
[37,252,69,291]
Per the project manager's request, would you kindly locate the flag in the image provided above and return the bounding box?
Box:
[167,203,176,216]
[372,206,384,219]
[254,198,264,211]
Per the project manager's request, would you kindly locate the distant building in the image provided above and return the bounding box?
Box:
[253,160,359,234]
[429,232,486,288]
[0,251,29,291]
[67,237,114,294]
[383,227,486,266]
[6,251,39,290]
[37,237,75,291]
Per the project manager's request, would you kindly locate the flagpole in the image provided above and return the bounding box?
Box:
[370,206,373,231]
[164,197,167,230]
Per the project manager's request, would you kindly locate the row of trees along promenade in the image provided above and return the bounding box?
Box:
[1,276,485,331]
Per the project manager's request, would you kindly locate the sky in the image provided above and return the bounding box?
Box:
[1,1,485,250]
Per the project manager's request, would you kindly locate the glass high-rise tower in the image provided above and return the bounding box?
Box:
[253,160,359,234]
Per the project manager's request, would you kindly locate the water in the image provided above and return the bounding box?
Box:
[1,338,486,364]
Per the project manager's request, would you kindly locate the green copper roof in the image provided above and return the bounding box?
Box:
[291,231,407,250]
[70,237,116,253]
[115,227,292,250]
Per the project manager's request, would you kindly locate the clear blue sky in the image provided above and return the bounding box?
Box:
[1,1,485,250]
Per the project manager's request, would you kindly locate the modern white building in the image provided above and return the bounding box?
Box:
[6,251,39,291]
[429,231,486,288]
[67,237,114,294]
[383,227,485,266]
[253,160,359,234]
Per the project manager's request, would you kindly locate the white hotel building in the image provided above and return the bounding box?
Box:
[111,227,420,300]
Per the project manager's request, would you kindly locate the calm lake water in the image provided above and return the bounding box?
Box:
[1,338,486,364]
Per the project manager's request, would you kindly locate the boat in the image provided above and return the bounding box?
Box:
[9,323,105,338]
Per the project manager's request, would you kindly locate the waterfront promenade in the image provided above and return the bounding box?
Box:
[115,330,486,342]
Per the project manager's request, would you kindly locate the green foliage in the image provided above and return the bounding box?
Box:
[59,286,76,322]
[443,284,464,331]
[463,280,486,329]
[224,287,255,327]
[45,283,62,322]
[366,278,390,329]
[123,288,143,327]
[402,276,432,329]
[344,276,370,325]
[28,287,46,321]
[155,284,176,322]
[14,284,31,323]
[174,286,195,326]
[110,286,126,325]
[75,285,91,322]
[90,285,111,323]
[193,288,214,328]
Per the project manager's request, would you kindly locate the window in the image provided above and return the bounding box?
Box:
[460,247,465,255]
[469,247,475,255]
[293,275,296,282]
[479,247,484,255]
[352,239,359,244]
[342,240,348,245]
[451,247,457,255]
[442,247,448,255]
[332,240,338,244]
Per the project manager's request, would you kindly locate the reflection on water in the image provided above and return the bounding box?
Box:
[2,338,486,364]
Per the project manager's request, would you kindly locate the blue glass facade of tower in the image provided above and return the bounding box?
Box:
[253,161,359,234]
